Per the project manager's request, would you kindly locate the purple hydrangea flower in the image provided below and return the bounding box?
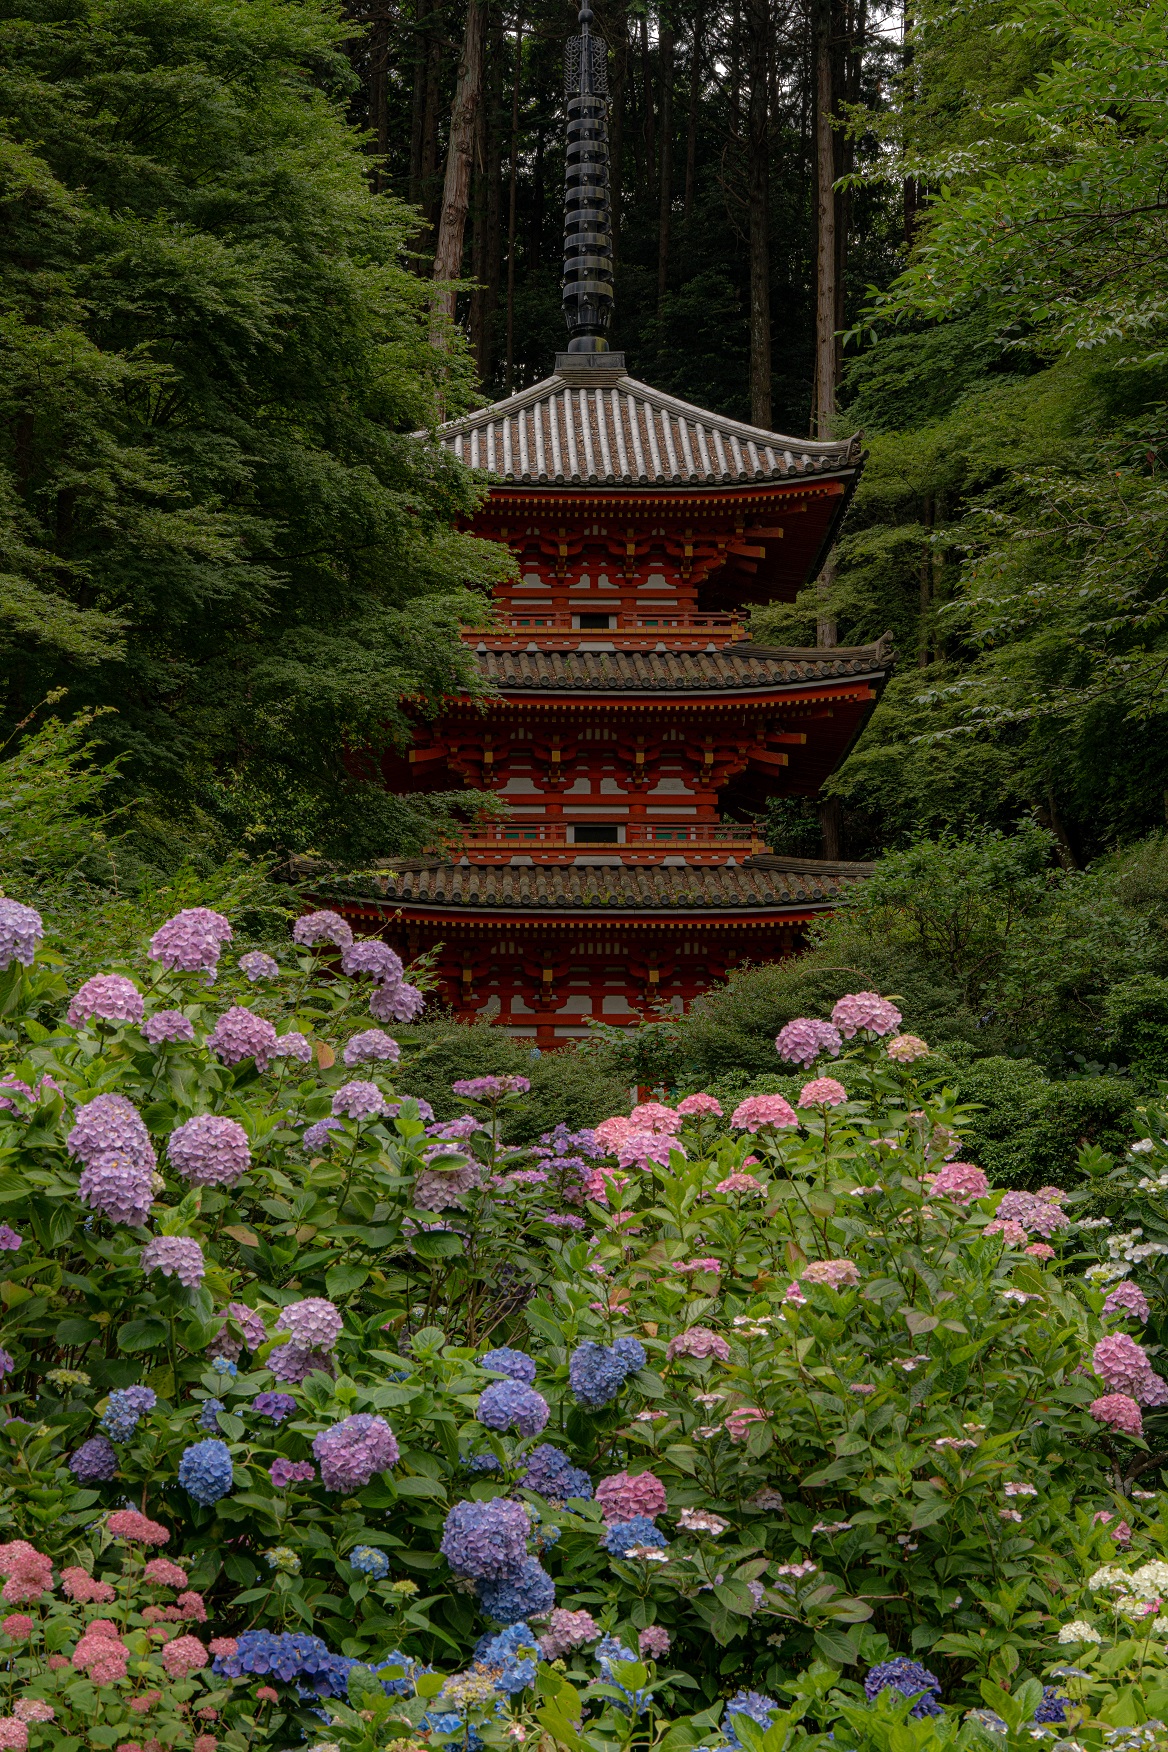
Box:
[68,1093,156,1173]
[214,1302,267,1360]
[477,1557,555,1622]
[292,910,353,950]
[569,1339,644,1408]
[252,1392,297,1423]
[268,1343,335,1385]
[69,1435,118,1482]
[168,1114,251,1187]
[370,982,426,1024]
[332,1081,386,1121]
[270,1458,315,1489]
[271,1032,312,1064]
[78,1153,155,1227]
[440,1497,531,1580]
[239,952,280,982]
[1104,1280,1150,1323]
[413,1162,481,1211]
[427,1117,483,1141]
[149,908,232,979]
[343,1030,401,1066]
[207,1006,278,1070]
[386,1096,434,1123]
[0,1226,21,1251]
[142,1235,205,1288]
[276,1299,343,1352]
[312,1414,399,1491]
[67,975,145,1028]
[0,1349,14,1378]
[519,1445,592,1502]
[0,1076,32,1113]
[864,1659,942,1718]
[1033,1690,1068,1725]
[479,1347,536,1385]
[452,1076,531,1103]
[143,1010,196,1045]
[178,1438,234,1504]
[303,1117,343,1154]
[100,1385,156,1440]
[340,941,404,985]
[477,1380,549,1437]
[775,1018,842,1068]
[0,899,42,970]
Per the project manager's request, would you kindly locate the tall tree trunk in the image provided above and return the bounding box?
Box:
[640,13,657,188]
[365,5,391,189]
[684,1,703,222]
[657,4,675,304]
[902,1,917,248]
[812,0,836,438]
[919,492,933,667]
[469,58,489,367]
[482,13,504,381]
[409,0,430,205]
[746,0,770,427]
[504,11,523,391]
[730,0,741,139]
[418,0,446,267]
[433,0,486,322]
[529,123,545,268]
[610,1,628,260]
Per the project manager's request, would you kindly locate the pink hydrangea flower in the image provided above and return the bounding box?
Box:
[0,1546,51,1605]
[209,1639,237,1658]
[0,1719,28,1750]
[106,1510,169,1544]
[595,1470,667,1523]
[67,975,144,1029]
[1094,1333,1150,1394]
[629,1102,682,1134]
[238,952,279,982]
[724,1407,767,1441]
[276,1299,343,1353]
[617,1131,683,1171]
[141,1236,205,1289]
[775,1018,842,1067]
[12,1702,52,1723]
[594,1116,640,1155]
[149,909,233,979]
[341,940,404,984]
[540,1609,599,1660]
[996,1189,1071,1237]
[1,1616,32,1639]
[168,1115,251,1188]
[730,1095,797,1133]
[332,1081,386,1121]
[800,1259,859,1288]
[292,910,353,951]
[666,1326,730,1362]
[671,1257,721,1274]
[271,1032,312,1064]
[715,1172,763,1194]
[1104,1280,1150,1323]
[984,1218,1029,1245]
[160,1635,208,1678]
[143,1011,196,1045]
[370,981,425,1024]
[343,1030,400,1066]
[676,1093,723,1118]
[639,1626,671,1657]
[797,1077,848,1109]
[831,992,902,1039]
[207,1007,278,1071]
[1026,1243,1055,1261]
[886,1034,929,1063]
[783,1281,807,1305]
[930,1162,990,1204]
[144,1559,188,1588]
[1090,1393,1143,1436]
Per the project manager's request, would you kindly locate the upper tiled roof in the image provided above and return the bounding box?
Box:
[330,861,860,913]
[475,640,893,692]
[429,363,861,488]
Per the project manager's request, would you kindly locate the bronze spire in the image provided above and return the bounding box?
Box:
[561,1,613,351]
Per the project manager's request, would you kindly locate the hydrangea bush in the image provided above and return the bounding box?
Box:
[0,911,1167,1747]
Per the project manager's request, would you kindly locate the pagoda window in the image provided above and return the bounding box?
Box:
[571,823,621,844]
[574,613,616,630]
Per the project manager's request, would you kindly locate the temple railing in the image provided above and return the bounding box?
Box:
[445,821,766,859]
[463,611,745,648]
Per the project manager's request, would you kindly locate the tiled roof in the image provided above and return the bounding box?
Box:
[429,364,861,488]
[474,640,893,692]
[329,861,861,913]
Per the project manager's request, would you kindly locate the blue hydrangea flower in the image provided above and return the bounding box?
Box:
[69,1435,118,1482]
[596,1636,649,1714]
[1033,1690,1068,1725]
[568,1340,643,1408]
[368,1650,430,1698]
[475,1622,539,1693]
[99,1385,156,1441]
[605,1516,667,1558]
[211,1356,238,1377]
[519,1443,593,1501]
[479,1347,537,1384]
[725,1691,782,1748]
[212,1629,358,1698]
[466,1451,502,1473]
[477,1379,549,1437]
[350,1545,390,1578]
[441,1497,531,1580]
[199,1397,226,1432]
[477,1556,555,1622]
[178,1437,234,1505]
[864,1659,943,1718]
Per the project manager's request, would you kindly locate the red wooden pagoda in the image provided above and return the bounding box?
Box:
[331,5,892,1044]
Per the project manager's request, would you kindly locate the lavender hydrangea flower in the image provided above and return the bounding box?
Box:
[441,1497,531,1580]
[303,1117,343,1154]
[270,1458,315,1489]
[370,982,426,1024]
[276,1299,343,1352]
[78,1152,155,1227]
[0,899,42,970]
[312,1414,399,1491]
[775,1018,842,1067]
[68,1093,156,1173]
[341,941,404,985]
[332,1081,386,1121]
[199,1397,226,1432]
[67,975,145,1029]
[100,1385,157,1441]
[831,992,903,1041]
[519,1444,592,1501]
[452,1076,531,1103]
[0,1349,14,1378]
[292,910,353,950]
[0,1226,20,1251]
[271,1032,312,1064]
[268,1342,335,1385]
[178,1438,234,1504]
[477,1380,549,1437]
[207,1007,278,1071]
[343,1030,401,1066]
[168,1115,251,1187]
[143,1010,196,1045]
[252,1391,296,1423]
[477,1556,555,1622]
[479,1347,536,1384]
[141,1235,206,1288]
[69,1435,118,1482]
[239,952,279,982]
[149,908,233,980]
[413,1162,482,1211]
[569,1339,644,1408]
[387,1096,434,1123]
[864,1659,942,1718]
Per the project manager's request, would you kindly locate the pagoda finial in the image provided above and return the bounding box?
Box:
[562,0,613,351]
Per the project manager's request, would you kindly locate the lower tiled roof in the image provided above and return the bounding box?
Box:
[477,641,892,693]
[328,861,861,913]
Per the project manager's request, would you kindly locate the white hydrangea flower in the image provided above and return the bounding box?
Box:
[1131,1561,1168,1597]
[1087,1564,1129,1591]
[1058,1621,1101,1644]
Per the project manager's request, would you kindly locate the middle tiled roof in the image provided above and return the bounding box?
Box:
[475,641,892,692]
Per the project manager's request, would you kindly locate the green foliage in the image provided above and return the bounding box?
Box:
[0,0,510,860]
